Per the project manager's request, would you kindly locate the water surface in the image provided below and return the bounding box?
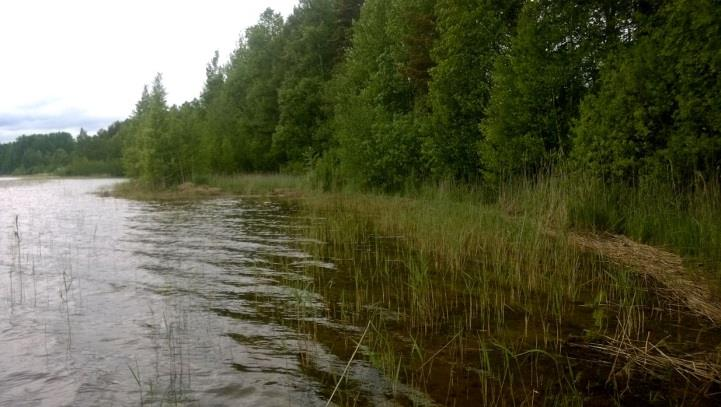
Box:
[0,178,407,406]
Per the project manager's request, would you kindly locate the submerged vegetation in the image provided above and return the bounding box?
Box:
[299,174,721,404]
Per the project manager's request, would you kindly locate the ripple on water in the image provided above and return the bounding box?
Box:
[0,178,425,406]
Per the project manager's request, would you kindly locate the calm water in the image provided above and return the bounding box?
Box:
[0,178,415,406]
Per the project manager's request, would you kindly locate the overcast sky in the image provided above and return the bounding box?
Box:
[0,0,298,144]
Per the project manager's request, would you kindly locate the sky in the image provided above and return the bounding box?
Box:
[0,0,298,144]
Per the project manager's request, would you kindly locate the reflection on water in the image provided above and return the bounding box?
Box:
[0,178,416,406]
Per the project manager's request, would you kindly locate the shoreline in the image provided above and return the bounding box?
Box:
[108,173,721,402]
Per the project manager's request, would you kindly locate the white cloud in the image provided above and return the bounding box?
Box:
[0,0,298,141]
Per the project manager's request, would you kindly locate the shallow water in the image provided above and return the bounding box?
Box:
[0,178,411,406]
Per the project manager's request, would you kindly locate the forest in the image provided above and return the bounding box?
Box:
[0,124,123,176]
[118,0,719,192]
[4,0,718,192]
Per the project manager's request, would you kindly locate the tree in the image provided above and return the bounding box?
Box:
[198,49,233,174]
[272,0,363,169]
[123,74,175,186]
[236,9,286,171]
[168,101,204,182]
[424,0,521,181]
[328,0,436,190]
[123,85,151,178]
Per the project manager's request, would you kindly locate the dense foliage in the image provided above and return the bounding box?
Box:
[6,0,719,188]
[481,0,646,180]
[573,0,721,182]
[121,0,719,188]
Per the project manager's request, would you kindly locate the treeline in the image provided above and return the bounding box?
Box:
[119,0,721,188]
[0,124,124,176]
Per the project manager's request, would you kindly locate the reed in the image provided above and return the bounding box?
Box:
[288,174,721,403]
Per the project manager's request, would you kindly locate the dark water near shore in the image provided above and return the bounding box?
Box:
[0,178,424,406]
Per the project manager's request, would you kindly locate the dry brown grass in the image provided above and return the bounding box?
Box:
[569,232,721,325]
[585,335,721,387]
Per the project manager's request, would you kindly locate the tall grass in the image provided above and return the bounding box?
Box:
[291,187,658,402]
[114,171,721,403]
[116,170,721,281]
[202,173,311,195]
[283,171,720,403]
[563,173,721,278]
[112,173,309,200]
[482,170,721,279]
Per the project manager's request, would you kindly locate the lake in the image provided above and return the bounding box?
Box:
[3,177,719,406]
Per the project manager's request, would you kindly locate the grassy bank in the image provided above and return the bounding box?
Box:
[293,176,721,404]
[112,173,721,404]
[114,172,721,279]
[111,173,307,200]
[565,175,721,279]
